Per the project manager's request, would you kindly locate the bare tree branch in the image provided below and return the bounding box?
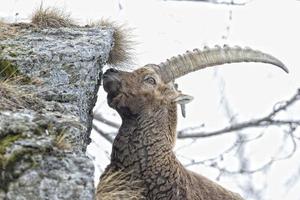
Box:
[92,123,114,143]
[93,89,300,141]
[178,89,300,139]
[183,131,264,167]
[184,127,299,175]
[93,112,120,129]
[93,87,300,181]
[162,0,251,6]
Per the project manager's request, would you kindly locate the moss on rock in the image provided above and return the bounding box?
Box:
[0,134,22,155]
[0,59,19,80]
[0,133,24,191]
[0,148,37,191]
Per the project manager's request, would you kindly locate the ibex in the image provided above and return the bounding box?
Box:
[97,45,288,200]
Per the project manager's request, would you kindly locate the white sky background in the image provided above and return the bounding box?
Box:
[1,0,300,199]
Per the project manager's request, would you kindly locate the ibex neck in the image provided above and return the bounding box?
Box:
[111,103,178,169]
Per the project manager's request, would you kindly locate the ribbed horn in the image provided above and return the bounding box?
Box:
[155,45,288,83]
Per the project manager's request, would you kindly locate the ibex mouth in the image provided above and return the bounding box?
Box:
[103,69,121,101]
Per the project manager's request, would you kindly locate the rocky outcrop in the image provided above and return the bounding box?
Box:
[0,24,113,199]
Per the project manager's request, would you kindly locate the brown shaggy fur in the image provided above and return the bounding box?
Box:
[97,169,145,200]
[31,4,76,28]
[90,19,135,67]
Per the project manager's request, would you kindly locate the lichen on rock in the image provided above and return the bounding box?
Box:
[0,23,113,199]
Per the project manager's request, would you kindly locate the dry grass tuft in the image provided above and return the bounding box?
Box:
[0,79,43,111]
[96,170,145,200]
[0,19,5,26]
[31,4,76,28]
[90,19,136,68]
[55,132,72,150]
[0,20,18,40]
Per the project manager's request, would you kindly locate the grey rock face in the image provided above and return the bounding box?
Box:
[0,25,113,199]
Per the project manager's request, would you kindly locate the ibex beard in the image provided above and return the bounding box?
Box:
[97,45,288,200]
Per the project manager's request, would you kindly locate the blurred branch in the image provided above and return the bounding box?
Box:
[162,0,251,6]
[184,126,298,174]
[93,112,120,129]
[183,131,263,167]
[178,89,300,139]
[94,89,300,141]
[92,123,114,143]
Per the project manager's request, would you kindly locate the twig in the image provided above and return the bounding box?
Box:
[92,123,114,143]
[178,89,300,139]
[93,112,120,129]
[162,0,251,6]
[183,131,264,167]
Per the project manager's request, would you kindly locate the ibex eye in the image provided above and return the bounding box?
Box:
[144,76,156,85]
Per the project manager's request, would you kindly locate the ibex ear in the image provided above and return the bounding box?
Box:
[173,94,193,118]
[173,94,194,105]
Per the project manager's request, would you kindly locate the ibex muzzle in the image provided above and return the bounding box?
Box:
[103,68,121,97]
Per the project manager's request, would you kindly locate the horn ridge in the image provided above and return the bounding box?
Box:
[156,45,288,83]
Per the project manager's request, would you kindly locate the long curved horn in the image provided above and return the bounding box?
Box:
[155,45,288,83]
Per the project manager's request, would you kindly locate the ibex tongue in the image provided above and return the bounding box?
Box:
[157,45,288,83]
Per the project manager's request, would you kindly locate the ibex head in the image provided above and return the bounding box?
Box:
[103,45,288,118]
[103,65,192,118]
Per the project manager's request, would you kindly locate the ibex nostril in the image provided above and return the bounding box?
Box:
[107,68,118,73]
